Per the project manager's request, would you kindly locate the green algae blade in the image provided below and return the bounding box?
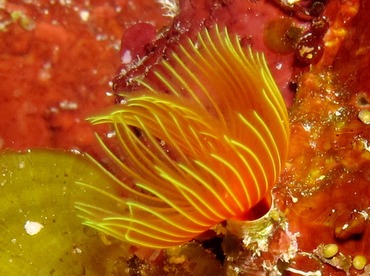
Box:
[0,150,129,275]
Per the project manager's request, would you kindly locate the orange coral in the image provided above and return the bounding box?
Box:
[75,26,290,248]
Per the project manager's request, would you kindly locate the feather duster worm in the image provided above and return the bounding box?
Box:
[75,25,290,248]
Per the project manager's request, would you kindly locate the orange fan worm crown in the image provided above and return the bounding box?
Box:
[75,25,290,248]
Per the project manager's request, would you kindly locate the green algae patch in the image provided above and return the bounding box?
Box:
[0,150,129,275]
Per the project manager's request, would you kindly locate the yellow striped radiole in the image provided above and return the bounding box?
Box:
[75,25,290,248]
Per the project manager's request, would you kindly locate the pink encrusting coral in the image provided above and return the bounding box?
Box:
[75,25,290,248]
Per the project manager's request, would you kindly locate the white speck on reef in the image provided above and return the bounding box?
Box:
[24,220,44,236]
[157,0,179,17]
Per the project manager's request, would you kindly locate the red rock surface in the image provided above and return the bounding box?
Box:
[0,0,169,154]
